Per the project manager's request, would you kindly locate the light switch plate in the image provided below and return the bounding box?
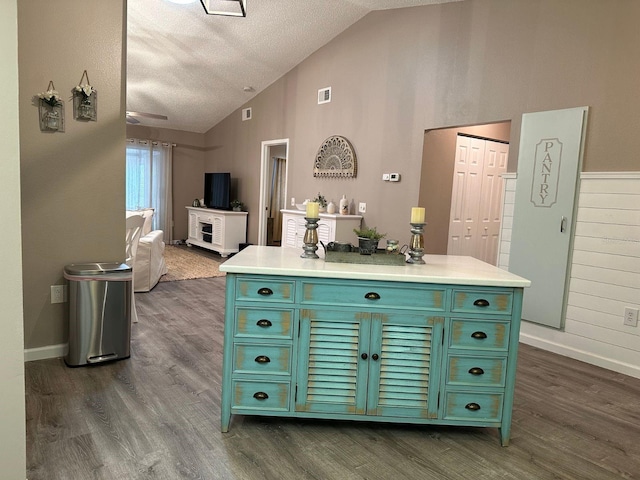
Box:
[389,173,400,182]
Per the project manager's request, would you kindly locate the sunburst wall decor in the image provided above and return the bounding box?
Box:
[313,135,357,178]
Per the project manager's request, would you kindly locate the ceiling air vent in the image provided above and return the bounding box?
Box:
[318,87,331,105]
[242,107,252,121]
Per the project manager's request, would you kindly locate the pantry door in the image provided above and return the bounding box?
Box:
[509,107,589,329]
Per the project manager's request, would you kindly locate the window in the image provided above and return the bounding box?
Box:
[126,139,173,243]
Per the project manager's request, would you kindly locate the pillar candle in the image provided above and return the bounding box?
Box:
[306,201,320,218]
[410,207,425,224]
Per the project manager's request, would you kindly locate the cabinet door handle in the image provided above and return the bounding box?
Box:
[257,287,273,296]
[371,353,379,361]
[364,292,380,300]
[465,402,481,411]
[471,331,488,339]
[256,319,272,327]
[253,392,269,400]
[473,298,490,307]
[361,353,368,360]
[255,355,271,364]
[468,367,484,376]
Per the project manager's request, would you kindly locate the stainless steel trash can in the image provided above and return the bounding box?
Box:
[64,262,132,367]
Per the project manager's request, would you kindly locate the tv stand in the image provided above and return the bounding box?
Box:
[185,207,247,257]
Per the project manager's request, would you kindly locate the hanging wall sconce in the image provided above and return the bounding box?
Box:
[37,81,64,132]
[73,70,97,121]
[200,0,246,17]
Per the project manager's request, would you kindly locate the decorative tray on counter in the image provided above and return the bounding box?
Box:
[324,250,407,266]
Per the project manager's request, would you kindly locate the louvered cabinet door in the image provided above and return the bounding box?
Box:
[295,309,371,415]
[366,314,444,419]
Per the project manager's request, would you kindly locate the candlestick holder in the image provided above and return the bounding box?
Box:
[301,217,320,259]
[406,222,426,264]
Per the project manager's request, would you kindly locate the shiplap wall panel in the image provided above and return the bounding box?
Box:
[572,250,640,274]
[500,173,640,378]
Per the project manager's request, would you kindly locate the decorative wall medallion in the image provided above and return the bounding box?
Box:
[314,135,357,177]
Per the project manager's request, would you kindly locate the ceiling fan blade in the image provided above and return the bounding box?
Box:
[126,111,168,121]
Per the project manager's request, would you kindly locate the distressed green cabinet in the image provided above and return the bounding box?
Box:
[220,248,529,446]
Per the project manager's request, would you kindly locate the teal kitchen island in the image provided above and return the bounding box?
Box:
[219,246,530,445]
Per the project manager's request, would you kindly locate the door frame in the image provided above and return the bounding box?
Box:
[258,138,289,246]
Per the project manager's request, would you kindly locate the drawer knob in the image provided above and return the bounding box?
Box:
[465,402,481,411]
[257,287,273,296]
[256,319,272,327]
[253,392,269,400]
[468,367,485,376]
[361,353,368,360]
[371,353,379,361]
[364,292,381,300]
[473,298,490,307]
[471,331,488,340]
[255,355,271,364]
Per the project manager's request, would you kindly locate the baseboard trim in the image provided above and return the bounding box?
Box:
[24,343,67,362]
[519,333,640,380]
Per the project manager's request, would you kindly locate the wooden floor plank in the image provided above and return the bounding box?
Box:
[25,276,640,479]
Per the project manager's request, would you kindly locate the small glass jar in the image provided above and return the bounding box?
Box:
[386,239,399,254]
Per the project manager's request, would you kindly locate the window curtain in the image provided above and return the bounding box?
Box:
[126,139,173,244]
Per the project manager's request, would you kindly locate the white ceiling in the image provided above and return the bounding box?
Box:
[127,0,462,133]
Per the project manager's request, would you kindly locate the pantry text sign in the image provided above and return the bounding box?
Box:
[530,138,562,207]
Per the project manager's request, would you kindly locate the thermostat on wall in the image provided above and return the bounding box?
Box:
[389,173,401,182]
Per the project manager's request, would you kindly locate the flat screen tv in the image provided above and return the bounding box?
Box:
[204,172,231,210]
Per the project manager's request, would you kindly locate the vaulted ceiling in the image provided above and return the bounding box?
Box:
[126,0,462,133]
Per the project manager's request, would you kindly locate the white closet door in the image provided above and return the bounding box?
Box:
[477,140,509,265]
[448,136,483,257]
[448,136,508,265]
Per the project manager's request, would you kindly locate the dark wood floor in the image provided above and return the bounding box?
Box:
[26,277,640,479]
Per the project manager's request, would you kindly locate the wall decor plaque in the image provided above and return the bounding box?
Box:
[314,135,357,177]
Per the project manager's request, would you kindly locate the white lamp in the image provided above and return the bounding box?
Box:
[200,0,246,17]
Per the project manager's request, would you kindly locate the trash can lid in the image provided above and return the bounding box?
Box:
[64,262,132,276]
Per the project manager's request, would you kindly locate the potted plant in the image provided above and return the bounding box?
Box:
[230,199,244,212]
[313,193,327,212]
[353,226,386,255]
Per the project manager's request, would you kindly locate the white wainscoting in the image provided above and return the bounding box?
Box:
[499,172,640,379]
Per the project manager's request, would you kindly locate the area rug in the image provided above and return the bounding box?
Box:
[159,244,226,282]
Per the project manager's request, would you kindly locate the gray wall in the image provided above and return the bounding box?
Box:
[19,0,126,350]
[203,0,640,246]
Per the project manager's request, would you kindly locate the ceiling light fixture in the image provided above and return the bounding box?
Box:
[200,0,246,17]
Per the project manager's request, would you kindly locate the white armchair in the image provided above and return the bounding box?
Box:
[127,209,168,292]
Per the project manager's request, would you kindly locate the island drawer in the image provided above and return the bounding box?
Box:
[301,280,446,311]
[233,344,292,376]
[232,380,290,412]
[449,319,510,351]
[235,277,295,303]
[451,289,513,315]
[446,355,507,388]
[235,308,294,339]
[443,391,503,422]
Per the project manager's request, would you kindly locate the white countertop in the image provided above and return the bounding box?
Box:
[221,246,531,288]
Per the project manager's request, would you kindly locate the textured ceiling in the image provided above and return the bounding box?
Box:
[127,0,462,133]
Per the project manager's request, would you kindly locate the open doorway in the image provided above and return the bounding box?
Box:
[258,139,289,246]
[418,121,511,265]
